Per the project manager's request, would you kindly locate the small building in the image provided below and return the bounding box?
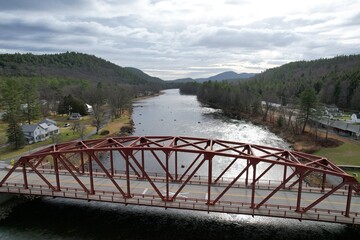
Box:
[351,113,360,123]
[319,118,360,138]
[22,124,47,144]
[68,113,81,120]
[22,118,60,144]
[325,104,343,117]
[85,104,93,115]
[261,101,281,109]
[39,118,57,126]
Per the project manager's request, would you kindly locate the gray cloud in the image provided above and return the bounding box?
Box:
[0,0,90,11]
[0,0,359,80]
[195,27,299,49]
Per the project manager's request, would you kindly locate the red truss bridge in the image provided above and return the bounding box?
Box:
[0,136,359,225]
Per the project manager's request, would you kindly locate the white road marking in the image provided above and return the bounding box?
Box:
[162,191,189,198]
[142,188,148,194]
[205,193,208,200]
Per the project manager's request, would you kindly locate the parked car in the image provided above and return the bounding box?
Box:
[63,123,71,127]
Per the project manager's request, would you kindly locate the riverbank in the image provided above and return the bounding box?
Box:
[220,108,360,181]
[0,91,166,161]
[222,109,340,151]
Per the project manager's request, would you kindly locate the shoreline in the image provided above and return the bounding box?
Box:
[217,107,350,153]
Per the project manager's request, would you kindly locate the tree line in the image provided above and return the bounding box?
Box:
[180,54,360,136]
[0,52,164,85]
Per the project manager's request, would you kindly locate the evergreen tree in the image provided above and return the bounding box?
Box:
[6,114,25,149]
[58,94,86,115]
[298,88,319,133]
[0,79,22,122]
[22,81,40,124]
[0,79,26,147]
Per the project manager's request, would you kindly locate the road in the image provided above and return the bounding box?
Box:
[0,169,359,225]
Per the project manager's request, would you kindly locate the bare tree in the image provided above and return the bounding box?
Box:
[262,91,278,121]
[76,123,87,140]
[93,104,106,134]
[83,83,108,135]
[108,86,131,120]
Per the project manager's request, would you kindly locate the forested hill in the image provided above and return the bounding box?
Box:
[180,54,360,112]
[0,52,163,84]
[249,54,360,109]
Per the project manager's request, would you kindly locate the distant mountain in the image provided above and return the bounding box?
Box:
[0,52,164,85]
[208,71,255,81]
[172,71,256,83]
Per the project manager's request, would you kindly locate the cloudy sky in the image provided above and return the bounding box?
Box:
[0,0,359,80]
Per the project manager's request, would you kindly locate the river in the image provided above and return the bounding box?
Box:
[0,89,358,239]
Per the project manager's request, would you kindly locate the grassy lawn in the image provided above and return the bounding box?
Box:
[0,122,7,145]
[314,141,360,181]
[88,111,131,139]
[333,114,351,121]
[348,169,360,182]
[0,139,52,161]
[0,130,88,161]
[0,115,95,161]
[315,142,360,166]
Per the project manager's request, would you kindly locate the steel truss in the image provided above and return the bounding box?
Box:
[0,136,359,219]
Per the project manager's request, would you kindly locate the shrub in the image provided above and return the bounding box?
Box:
[100,129,110,135]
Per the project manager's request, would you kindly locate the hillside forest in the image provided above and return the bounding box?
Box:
[180,55,360,117]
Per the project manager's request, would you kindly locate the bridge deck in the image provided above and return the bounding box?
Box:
[1,169,359,225]
[1,136,359,225]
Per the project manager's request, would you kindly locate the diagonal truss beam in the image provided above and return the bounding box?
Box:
[0,136,358,219]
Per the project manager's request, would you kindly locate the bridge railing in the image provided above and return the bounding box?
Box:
[0,181,359,225]
[0,136,359,224]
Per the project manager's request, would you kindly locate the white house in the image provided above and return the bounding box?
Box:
[351,113,360,123]
[22,119,60,144]
[22,124,47,144]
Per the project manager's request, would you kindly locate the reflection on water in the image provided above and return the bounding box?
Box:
[0,196,357,240]
[0,89,359,239]
[133,89,286,148]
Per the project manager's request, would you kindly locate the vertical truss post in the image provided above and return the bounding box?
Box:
[296,169,305,212]
[125,151,131,197]
[174,138,178,181]
[245,146,251,186]
[53,155,61,191]
[165,151,170,201]
[22,162,28,189]
[283,165,287,189]
[207,155,213,205]
[321,173,326,192]
[140,137,146,179]
[345,185,352,217]
[245,159,249,186]
[110,150,114,177]
[141,149,145,179]
[175,151,178,181]
[88,152,95,194]
[80,152,85,174]
[250,161,258,208]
